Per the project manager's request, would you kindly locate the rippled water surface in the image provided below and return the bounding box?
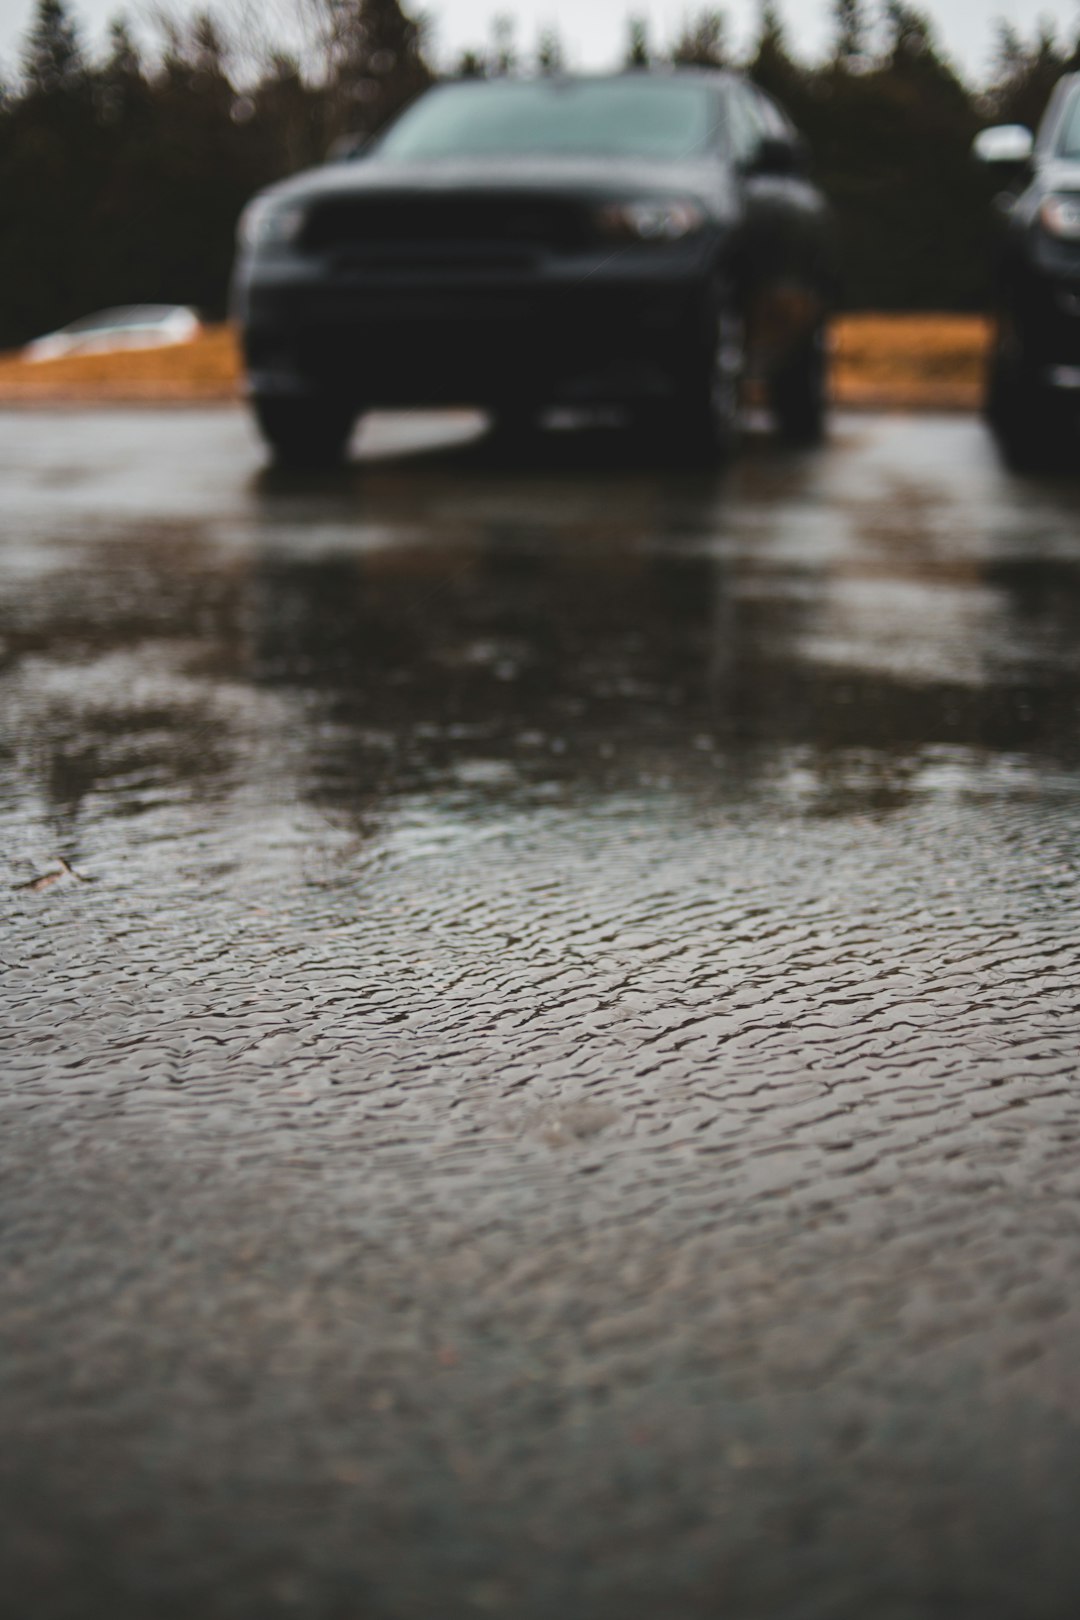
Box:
[3,409,1080,1619]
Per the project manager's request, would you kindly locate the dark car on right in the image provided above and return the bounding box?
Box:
[975,73,1080,464]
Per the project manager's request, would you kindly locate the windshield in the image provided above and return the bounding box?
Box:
[1060,91,1080,158]
[375,79,717,162]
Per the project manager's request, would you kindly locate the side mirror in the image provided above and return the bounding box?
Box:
[972,125,1034,166]
[752,134,807,179]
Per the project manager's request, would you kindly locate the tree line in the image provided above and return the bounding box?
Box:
[1,0,1077,349]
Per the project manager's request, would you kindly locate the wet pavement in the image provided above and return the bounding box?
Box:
[3,406,1080,1619]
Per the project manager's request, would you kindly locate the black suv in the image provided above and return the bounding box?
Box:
[976,73,1080,465]
[231,71,832,466]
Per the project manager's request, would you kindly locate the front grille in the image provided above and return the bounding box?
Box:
[301,193,589,260]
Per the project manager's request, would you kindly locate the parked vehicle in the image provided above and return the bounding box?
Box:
[975,73,1080,465]
[231,71,833,467]
[23,305,201,362]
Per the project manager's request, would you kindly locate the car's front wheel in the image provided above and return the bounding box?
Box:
[660,289,745,463]
[252,394,356,469]
[986,321,1073,471]
[770,321,828,446]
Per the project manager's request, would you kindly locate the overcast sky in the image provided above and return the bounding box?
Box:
[1,0,1078,87]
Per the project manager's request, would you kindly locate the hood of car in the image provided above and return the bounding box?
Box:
[266,153,725,212]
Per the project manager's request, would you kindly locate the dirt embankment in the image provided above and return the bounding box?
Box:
[0,315,991,410]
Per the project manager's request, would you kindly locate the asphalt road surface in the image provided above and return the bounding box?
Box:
[3,406,1080,1620]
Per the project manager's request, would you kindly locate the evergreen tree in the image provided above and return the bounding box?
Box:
[671,10,727,69]
[86,17,154,310]
[21,0,85,96]
[831,0,867,68]
[6,0,98,343]
[489,14,517,76]
[454,49,487,79]
[624,17,651,68]
[884,1,931,68]
[749,2,803,113]
[94,16,147,126]
[318,0,432,140]
[830,2,979,307]
[985,21,1066,130]
[189,11,232,84]
[992,22,1027,87]
[536,28,565,75]
[103,14,142,82]
[251,52,325,172]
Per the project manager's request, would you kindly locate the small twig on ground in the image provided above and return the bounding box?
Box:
[12,856,94,892]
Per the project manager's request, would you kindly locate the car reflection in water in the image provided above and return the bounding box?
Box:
[238,415,1080,841]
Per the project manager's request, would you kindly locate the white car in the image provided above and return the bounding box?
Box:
[23,305,201,362]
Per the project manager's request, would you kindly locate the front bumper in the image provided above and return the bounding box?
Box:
[234,249,712,408]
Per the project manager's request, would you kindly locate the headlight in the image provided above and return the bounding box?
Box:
[1039,194,1080,241]
[596,198,706,242]
[237,198,306,250]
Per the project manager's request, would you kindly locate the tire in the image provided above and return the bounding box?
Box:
[986,322,1072,472]
[770,321,828,446]
[660,288,745,464]
[252,394,356,469]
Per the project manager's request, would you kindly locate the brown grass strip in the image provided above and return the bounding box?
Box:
[830,313,989,410]
[0,314,991,411]
[0,325,242,403]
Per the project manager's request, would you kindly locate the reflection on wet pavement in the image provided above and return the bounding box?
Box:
[3,408,1080,1619]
